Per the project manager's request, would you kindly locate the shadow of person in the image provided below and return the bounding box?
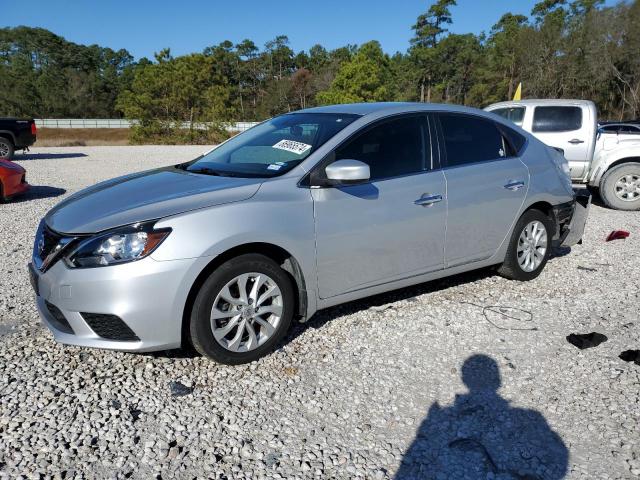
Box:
[395,355,568,480]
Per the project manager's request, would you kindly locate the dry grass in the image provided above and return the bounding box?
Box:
[36,128,130,147]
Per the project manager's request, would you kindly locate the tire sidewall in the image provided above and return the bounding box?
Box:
[600,163,640,211]
[505,210,553,281]
[190,254,295,365]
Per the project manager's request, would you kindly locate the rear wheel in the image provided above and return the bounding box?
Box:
[497,209,552,281]
[0,137,14,160]
[189,254,295,364]
[600,163,640,211]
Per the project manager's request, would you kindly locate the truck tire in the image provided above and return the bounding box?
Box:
[0,137,14,160]
[497,209,552,281]
[600,162,640,211]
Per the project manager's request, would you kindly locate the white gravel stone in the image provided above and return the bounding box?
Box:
[0,146,639,478]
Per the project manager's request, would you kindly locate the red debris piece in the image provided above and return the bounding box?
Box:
[606,230,630,242]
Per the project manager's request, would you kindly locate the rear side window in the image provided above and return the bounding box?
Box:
[334,115,427,180]
[439,114,505,167]
[533,107,582,132]
[497,124,527,156]
[492,107,525,126]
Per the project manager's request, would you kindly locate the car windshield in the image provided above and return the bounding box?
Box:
[181,113,360,178]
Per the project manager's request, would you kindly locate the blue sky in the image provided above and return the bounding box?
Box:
[2,0,621,59]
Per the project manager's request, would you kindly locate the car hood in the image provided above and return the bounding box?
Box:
[0,159,26,173]
[45,167,262,234]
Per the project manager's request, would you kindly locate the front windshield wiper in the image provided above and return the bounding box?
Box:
[187,167,242,177]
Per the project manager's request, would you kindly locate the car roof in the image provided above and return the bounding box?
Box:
[293,102,489,117]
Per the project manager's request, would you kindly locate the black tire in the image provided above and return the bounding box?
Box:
[0,137,14,160]
[497,209,553,281]
[189,254,295,365]
[599,162,640,211]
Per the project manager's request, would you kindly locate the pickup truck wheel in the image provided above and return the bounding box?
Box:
[0,137,14,160]
[600,163,640,211]
[497,209,552,281]
[189,254,295,365]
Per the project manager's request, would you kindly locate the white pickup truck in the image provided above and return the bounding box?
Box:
[485,99,640,211]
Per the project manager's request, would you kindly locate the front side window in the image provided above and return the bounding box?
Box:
[439,114,505,167]
[331,115,428,181]
[492,107,525,126]
[182,113,359,178]
[533,106,582,133]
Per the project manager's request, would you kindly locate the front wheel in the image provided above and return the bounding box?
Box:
[497,209,552,281]
[189,254,295,364]
[600,163,640,211]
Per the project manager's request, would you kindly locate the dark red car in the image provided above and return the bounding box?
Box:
[0,159,29,201]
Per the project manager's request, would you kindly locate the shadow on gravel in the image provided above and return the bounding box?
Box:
[395,355,568,480]
[17,152,88,160]
[10,186,67,203]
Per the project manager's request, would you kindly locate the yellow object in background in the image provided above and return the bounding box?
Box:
[513,83,522,101]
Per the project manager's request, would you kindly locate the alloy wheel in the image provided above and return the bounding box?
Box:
[210,272,283,352]
[614,174,640,202]
[0,141,9,158]
[516,220,548,273]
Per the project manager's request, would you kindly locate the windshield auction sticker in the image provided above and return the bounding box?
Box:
[272,139,312,155]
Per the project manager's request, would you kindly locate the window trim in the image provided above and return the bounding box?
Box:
[532,106,583,133]
[301,112,436,188]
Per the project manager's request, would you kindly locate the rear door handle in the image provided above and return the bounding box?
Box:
[504,181,525,191]
[414,194,443,207]
[568,139,585,144]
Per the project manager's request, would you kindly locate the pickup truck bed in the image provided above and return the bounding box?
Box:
[0,118,37,159]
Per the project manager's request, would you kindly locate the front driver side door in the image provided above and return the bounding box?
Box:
[310,114,447,299]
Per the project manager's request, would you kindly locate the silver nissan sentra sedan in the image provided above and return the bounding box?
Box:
[29,103,589,364]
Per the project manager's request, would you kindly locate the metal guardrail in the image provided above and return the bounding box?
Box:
[34,119,260,132]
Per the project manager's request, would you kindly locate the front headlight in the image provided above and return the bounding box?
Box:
[65,222,171,268]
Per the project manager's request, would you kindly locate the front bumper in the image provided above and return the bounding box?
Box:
[555,189,592,247]
[30,254,211,352]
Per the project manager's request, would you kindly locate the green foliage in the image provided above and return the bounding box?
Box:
[0,26,134,118]
[316,42,392,104]
[2,0,639,135]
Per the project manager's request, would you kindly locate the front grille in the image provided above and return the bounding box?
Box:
[81,313,140,342]
[33,224,75,272]
[45,301,74,334]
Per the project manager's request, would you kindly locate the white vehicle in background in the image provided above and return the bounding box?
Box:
[485,99,640,210]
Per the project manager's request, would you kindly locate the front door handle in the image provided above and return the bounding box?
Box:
[568,139,585,144]
[414,194,443,207]
[504,181,525,191]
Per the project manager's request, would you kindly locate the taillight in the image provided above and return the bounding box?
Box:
[31,122,37,135]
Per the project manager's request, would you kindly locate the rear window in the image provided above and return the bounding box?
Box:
[497,124,527,156]
[492,107,525,126]
[439,114,505,167]
[533,106,582,133]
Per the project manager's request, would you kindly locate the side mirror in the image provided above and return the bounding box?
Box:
[324,159,370,185]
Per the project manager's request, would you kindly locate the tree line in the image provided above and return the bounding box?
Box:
[1,0,638,143]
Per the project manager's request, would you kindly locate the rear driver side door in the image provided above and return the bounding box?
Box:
[437,113,529,267]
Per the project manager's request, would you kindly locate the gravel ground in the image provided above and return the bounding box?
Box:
[1,146,639,479]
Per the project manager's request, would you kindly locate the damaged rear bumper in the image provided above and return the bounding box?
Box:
[554,189,591,247]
